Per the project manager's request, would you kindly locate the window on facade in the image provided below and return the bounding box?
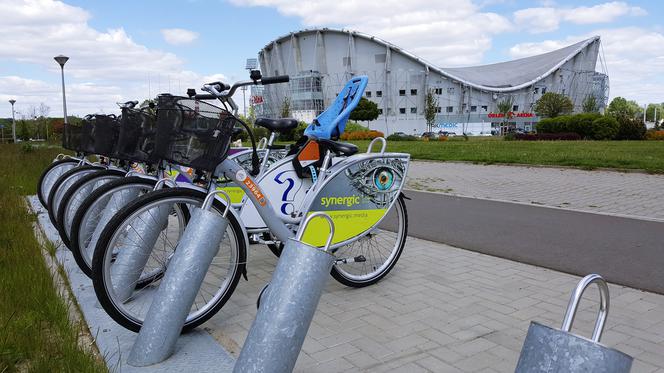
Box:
[470,105,477,112]
[411,89,418,96]
[434,88,443,95]
[534,87,540,94]
[378,108,383,114]
[446,106,454,113]
[541,87,547,94]
[399,108,406,114]
[387,108,394,115]
[376,91,383,97]
[435,107,442,113]
[481,105,488,112]
[411,107,417,114]
[399,89,406,96]
[447,87,455,95]
[512,105,519,111]
[462,103,467,112]
[366,91,372,97]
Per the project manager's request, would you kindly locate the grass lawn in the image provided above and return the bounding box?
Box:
[352,138,664,173]
[0,143,106,372]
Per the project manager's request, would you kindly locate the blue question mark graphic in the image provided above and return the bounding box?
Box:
[274,171,301,215]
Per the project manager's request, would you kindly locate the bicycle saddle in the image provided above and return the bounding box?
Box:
[317,138,358,156]
[255,117,298,132]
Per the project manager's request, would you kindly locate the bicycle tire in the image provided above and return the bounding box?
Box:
[37,158,80,207]
[330,195,408,288]
[47,165,105,228]
[55,169,127,249]
[91,187,246,333]
[70,176,158,278]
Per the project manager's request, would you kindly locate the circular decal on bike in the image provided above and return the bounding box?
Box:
[374,167,394,191]
[235,169,247,182]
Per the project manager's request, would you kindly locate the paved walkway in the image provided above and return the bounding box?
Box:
[405,161,664,221]
[206,238,664,372]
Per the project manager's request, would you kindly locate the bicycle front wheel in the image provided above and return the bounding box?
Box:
[70,176,157,278]
[91,187,246,333]
[37,157,80,207]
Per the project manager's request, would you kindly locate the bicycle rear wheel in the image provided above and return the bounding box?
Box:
[37,158,80,207]
[330,194,408,287]
[91,187,246,333]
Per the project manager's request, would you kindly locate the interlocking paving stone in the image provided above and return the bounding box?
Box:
[406,161,664,220]
[205,234,664,371]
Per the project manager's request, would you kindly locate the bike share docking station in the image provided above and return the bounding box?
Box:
[128,189,232,366]
[516,274,633,372]
[127,185,337,369]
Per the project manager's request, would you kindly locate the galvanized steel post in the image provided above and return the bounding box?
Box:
[127,191,231,366]
[234,212,335,373]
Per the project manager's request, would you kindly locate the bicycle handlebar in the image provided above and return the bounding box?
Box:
[201,75,290,99]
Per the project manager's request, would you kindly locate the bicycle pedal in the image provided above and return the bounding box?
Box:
[335,255,366,264]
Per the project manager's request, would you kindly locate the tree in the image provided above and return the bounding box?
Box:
[350,97,379,123]
[607,97,641,119]
[582,95,598,113]
[645,103,664,123]
[18,120,30,140]
[534,92,574,118]
[280,97,291,118]
[424,89,438,132]
[496,96,514,135]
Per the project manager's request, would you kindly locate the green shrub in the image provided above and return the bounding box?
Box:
[344,121,369,133]
[615,117,647,140]
[591,116,619,140]
[566,113,601,138]
[386,134,417,141]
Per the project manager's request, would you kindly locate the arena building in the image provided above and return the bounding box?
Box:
[253,28,609,135]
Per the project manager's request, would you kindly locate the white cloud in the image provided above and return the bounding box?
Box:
[229,0,512,67]
[509,27,664,104]
[161,28,200,45]
[514,2,646,34]
[0,0,228,117]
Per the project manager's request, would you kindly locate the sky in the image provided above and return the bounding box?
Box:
[0,0,662,118]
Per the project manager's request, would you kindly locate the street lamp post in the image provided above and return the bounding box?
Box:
[54,55,69,124]
[8,99,16,143]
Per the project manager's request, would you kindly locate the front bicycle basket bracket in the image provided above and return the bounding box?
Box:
[127,192,231,367]
[234,212,335,373]
[515,274,632,372]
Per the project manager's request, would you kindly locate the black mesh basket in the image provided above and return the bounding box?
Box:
[62,123,93,152]
[115,107,157,163]
[154,95,237,171]
[88,114,121,157]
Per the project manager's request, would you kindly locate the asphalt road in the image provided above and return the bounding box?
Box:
[402,190,664,294]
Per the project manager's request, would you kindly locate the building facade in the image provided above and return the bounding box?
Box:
[254,29,609,135]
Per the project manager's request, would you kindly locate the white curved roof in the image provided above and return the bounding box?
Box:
[262,29,600,93]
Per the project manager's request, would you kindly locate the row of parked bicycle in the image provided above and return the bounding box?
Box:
[37,71,411,333]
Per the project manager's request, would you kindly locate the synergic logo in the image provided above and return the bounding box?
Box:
[320,195,364,208]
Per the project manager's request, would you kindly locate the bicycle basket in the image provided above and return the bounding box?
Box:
[62,123,93,152]
[115,107,157,163]
[89,114,121,157]
[154,95,236,171]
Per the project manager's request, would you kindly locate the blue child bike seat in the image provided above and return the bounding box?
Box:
[303,75,368,139]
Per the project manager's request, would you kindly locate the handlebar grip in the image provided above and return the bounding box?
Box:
[261,75,289,85]
[194,94,218,100]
